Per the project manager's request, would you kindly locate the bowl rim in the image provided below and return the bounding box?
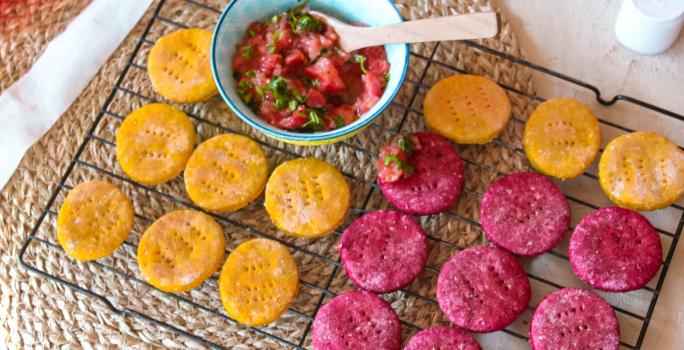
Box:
[210,0,410,142]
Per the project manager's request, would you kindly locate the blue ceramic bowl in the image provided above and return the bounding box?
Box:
[211,0,409,146]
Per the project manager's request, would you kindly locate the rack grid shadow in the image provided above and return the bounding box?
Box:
[18,0,684,349]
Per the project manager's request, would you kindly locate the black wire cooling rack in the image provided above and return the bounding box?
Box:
[18,0,684,349]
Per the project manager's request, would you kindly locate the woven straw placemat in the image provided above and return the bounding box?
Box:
[0,0,533,348]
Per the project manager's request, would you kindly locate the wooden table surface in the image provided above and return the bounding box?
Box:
[493,1,684,349]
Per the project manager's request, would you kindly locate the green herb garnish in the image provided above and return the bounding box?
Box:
[241,45,253,60]
[241,92,253,104]
[255,86,265,98]
[297,14,321,32]
[293,91,306,103]
[354,54,368,74]
[333,116,346,128]
[269,76,288,91]
[237,80,253,93]
[247,28,256,37]
[272,30,282,41]
[266,14,280,25]
[384,154,400,166]
[267,44,276,54]
[384,154,415,174]
[287,0,313,31]
[384,73,391,82]
[304,109,324,131]
[288,99,299,111]
[396,135,415,152]
[311,79,319,88]
[274,97,287,109]
[268,77,290,109]
[245,70,256,78]
[285,1,322,33]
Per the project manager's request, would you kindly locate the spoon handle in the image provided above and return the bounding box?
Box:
[339,12,499,51]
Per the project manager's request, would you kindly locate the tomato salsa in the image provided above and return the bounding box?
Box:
[232,5,390,132]
[377,134,422,182]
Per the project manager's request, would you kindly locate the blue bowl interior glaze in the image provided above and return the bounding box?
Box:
[211,0,409,143]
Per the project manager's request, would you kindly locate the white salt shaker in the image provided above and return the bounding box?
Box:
[615,0,684,54]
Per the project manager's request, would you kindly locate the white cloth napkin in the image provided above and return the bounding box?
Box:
[0,0,153,190]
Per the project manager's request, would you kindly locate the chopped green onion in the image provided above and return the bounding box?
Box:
[287,14,298,31]
[267,44,276,54]
[274,97,287,109]
[241,45,253,60]
[333,116,346,128]
[384,73,391,82]
[287,3,302,31]
[269,76,288,91]
[397,137,408,152]
[384,154,415,174]
[353,54,368,74]
[245,70,256,78]
[265,76,307,112]
[255,86,265,98]
[293,91,306,103]
[237,80,253,93]
[396,135,414,152]
[288,99,299,111]
[298,15,311,28]
[247,28,256,37]
[266,14,280,25]
[289,0,309,15]
[241,92,253,104]
[304,109,324,130]
[272,30,282,41]
[311,79,319,88]
[384,154,400,166]
[297,14,320,32]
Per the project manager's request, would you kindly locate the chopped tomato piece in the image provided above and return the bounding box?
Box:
[306,88,326,108]
[278,115,308,130]
[331,106,356,125]
[304,57,345,94]
[323,116,337,131]
[271,27,293,51]
[377,146,409,183]
[376,134,421,183]
[368,58,390,76]
[299,33,323,60]
[260,54,283,76]
[356,72,383,114]
[284,49,307,68]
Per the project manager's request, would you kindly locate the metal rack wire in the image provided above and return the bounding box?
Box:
[18,0,684,349]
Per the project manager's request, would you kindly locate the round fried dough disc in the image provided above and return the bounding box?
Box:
[116,103,196,186]
[185,134,268,212]
[147,28,217,103]
[137,210,225,293]
[523,97,601,179]
[57,180,134,261]
[423,74,511,144]
[599,131,684,211]
[265,158,350,238]
[219,238,299,326]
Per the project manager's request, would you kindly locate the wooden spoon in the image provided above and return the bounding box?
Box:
[310,11,499,52]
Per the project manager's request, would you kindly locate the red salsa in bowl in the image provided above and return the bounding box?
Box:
[231,5,390,132]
